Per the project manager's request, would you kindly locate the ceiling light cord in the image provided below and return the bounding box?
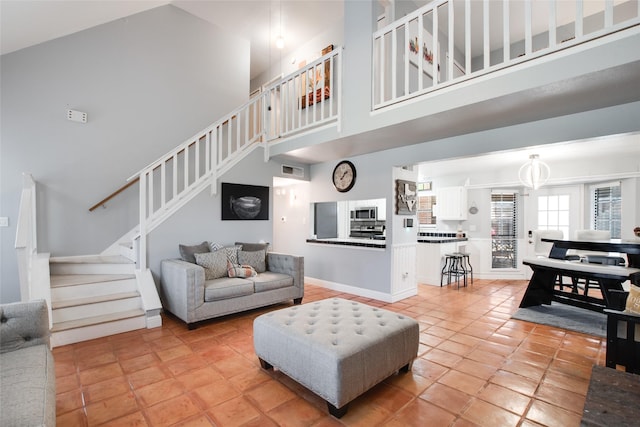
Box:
[276,0,284,49]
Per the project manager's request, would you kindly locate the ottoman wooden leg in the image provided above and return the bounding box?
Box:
[399,362,411,373]
[328,402,348,418]
[259,358,273,370]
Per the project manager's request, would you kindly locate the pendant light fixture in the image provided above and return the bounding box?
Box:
[518,154,550,189]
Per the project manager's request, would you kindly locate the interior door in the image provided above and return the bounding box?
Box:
[523,185,583,278]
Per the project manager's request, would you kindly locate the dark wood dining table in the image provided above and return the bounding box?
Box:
[520,239,640,312]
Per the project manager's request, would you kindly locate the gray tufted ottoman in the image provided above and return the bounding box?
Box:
[253,297,419,417]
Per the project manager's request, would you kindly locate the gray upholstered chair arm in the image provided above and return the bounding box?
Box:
[160,259,206,323]
[0,300,50,354]
[267,252,304,290]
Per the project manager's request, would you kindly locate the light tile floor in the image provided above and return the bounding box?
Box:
[54,280,605,426]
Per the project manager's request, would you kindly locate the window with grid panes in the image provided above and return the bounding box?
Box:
[537,194,570,239]
[594,184,621,239]
[491,192,518,268]
[417,194,436,226]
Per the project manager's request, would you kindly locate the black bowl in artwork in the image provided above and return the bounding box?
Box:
[230,196,262,219]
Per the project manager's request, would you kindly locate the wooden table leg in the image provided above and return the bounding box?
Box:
[520,269,556,308]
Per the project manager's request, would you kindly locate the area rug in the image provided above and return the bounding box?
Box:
[511,302,607,337]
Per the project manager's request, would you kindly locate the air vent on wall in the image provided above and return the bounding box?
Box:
[281,164,304,178]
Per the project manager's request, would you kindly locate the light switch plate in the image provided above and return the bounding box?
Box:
[0,217,8,227]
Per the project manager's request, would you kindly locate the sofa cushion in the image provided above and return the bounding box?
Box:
[204,277,254,302]
[253,272,294,293]
[179,241,210,263]
[227,260,257,278]
[236,242,270,252]
[195,251,228,280]
[1,345,56,426]
[239,249,266,273]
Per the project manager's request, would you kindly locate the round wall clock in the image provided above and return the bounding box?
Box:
[332,160,356,192]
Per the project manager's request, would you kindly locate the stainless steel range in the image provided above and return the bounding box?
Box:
[350,220,385,239]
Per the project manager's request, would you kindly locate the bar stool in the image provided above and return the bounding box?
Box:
[454,252,473,284]
[441,253,468,289]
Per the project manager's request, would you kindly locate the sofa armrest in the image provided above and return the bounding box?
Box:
[160,259,206,323]
[0,299,50,354]
[267,252,304,291]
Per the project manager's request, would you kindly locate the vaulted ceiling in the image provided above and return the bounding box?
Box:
[0,0,343,80]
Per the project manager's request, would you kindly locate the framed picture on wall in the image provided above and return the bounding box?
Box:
[408,21,440,80]
[396,179,417,215]
[221,182,269,220]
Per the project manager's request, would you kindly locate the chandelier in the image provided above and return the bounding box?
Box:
[518,154,550,189]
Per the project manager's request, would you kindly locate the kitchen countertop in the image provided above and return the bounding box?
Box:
[306,237,386,249]
[417,237,468,244]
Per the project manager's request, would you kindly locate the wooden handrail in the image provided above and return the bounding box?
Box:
[89,177,139,212]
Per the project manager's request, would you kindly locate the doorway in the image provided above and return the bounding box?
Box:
[522,185,583,277]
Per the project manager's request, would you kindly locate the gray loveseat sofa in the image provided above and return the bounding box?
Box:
[160,243,304,328]
[0,299,56,426]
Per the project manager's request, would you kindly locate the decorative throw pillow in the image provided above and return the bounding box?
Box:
[625,284,640,315]
[209,241,224,252]
[179,241,210,264]
[227,260,257,278]
[224,245,242,265]
[238,249,266,273]
[194,251,228,280]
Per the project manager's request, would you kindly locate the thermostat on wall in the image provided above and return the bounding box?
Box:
[67,109,87,123]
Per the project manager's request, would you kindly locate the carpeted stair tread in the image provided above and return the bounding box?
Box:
[51,308,145,332]
[52,291,140,309]
[50,255,134,264]
[50,274,135,287]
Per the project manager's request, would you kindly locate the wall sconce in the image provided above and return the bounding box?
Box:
[518,154,550,190]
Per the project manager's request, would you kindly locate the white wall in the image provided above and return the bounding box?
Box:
[250,19,344,93]
[147,149,291,283]
[0,5,250,302]
[273,127,639,296]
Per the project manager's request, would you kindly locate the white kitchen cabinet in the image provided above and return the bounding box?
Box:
[435,186,467,220]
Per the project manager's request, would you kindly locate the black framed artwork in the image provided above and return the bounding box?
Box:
[221,182,269,220]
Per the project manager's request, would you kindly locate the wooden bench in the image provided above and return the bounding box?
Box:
[521,257,639,312]
[520,239,640,313]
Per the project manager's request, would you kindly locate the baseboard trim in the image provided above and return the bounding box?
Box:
[305,276,416,303]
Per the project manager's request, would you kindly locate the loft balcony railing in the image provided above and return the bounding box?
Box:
[263,46,342,143]
[373,0,640,109]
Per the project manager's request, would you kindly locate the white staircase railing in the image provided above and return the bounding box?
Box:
[131,47,342,269]
[15,173,38,300]
[263,47,342,143]
[15,173,52,323]
[373,0,640,109]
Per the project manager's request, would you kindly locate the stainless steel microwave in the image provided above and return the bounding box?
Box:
[351,207,377,221]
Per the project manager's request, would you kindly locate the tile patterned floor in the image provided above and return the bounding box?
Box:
[54,280,605,426]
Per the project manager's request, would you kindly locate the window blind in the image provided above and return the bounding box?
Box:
[491,192,518,268]
[594,185,621,239]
